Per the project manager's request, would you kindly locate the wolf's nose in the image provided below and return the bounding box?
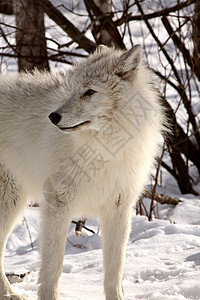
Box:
[49,112,62,125]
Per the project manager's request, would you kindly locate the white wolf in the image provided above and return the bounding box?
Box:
[0,45,164,300]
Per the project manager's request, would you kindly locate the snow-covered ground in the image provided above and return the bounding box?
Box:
[5,190,200,300]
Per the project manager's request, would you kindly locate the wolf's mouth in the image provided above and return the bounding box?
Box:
[58,120,91,132]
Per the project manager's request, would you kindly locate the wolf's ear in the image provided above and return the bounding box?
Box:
[116,45,142,79]
[95,44,110,54]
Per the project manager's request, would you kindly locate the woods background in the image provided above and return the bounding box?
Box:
[0,0,200,219]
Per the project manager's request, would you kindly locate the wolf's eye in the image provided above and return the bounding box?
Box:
[84,89,96,97]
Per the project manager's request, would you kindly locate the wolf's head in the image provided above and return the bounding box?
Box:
[49,45,143,133]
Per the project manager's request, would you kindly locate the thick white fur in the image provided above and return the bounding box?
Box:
[0,45,164,300]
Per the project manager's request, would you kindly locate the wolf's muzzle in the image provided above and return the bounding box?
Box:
[49,112,61,125]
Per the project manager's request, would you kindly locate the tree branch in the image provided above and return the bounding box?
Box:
[84,0,126,49]
[115,0,195,26]
[0,52,73,65]
[72,220,96,235]
[161,16,200,81]
[34,0,96,53]
[135,0,200,149]
[142,190,181,206]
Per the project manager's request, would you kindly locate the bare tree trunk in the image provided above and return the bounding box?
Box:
[93,0,114,46]
[84,0,125,49]
[193,0,200,79]
[14,0,49,71]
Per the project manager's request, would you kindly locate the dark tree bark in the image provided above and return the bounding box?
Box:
[84,0,125,49]
[89,0,114,47]
[0,0,13,14]
[34,0,96,54]
[14,0,49,71]
[193,0,200,79]
[162,97,198,195]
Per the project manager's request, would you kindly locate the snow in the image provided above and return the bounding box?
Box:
[4,193,200,300]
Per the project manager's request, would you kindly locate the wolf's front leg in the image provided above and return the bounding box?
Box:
[38,190,73,300]
[99,195,133,300]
